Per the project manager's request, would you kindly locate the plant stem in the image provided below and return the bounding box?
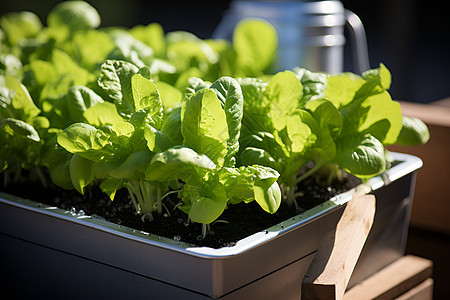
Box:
[126,184,140,214]
[286,185,299,211]
[161,190,179,207]
[139,180,154,214]
[13,162,22,183]
[295,162,324,185]
[202,223,210,239]
[156,186,162,215]
[34,167,48,189]
[3,170,9,188]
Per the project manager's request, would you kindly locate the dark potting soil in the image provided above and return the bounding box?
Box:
[0,173,361,249]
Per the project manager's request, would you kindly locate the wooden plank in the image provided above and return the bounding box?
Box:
[395,278,434,300]
[344,255,433,300]
[388,102,450,234]
[396,100,450,127]
[302,193,376,300]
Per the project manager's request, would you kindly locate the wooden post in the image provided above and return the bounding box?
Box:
[302,193,376,300]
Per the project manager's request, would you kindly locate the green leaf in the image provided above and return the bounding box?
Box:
[83,102,123,127]
[100,178,124,201]
[131,73,163,128]
[304,99,342,161]
[286,110,316,154]
[0,87,15,118]
[292,67,327,104]
[40,134,74,190]
[186,77,211,98]
[325,72,365,108]
[233,18,278,76]
[181,88,229,167]
[47,1,100,33]
[305,98,343,138]
[143,124,172,152]
[147,59,177,81]
[0,11,42,46]
[70,153,95,194]
[48,160,73,190]
[265,71,303,131]
[243,71,303,133]
[71,29,115,70]
[2,118,40,142]
[239,147,278,170]
[395,116,430,146]
[155,81,182,111]
[160,107,183,146]
[4,75,41,122]
[210,76,244,165]
[239,131,290,163]
[174,67,203,91]
[65,85,104,122]
[254,181,281,214]
[106,29,154,68]
[130,23,165,57]
[145,146,216,184]
[0,54,23,78]
[356,91,402,145]
[361,63,391,92]
[1,118,42,169]
[105,151,151,179]
[109,121,134,145]
[336,134,386,178]
[219,165,281,213]
[57,123,112,161]
[166,33,217,74]
[98,60,139,118]
[27,59,57,89]
[178,178,228,224]
[51,49,95,86]
[238,78,272,133]
[31,116,50,130]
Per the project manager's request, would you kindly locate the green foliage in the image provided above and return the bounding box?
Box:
[0,11,42,46]
[238,64,427,206]
[233,19,278,76]
[395,116,430,146]
[0,1,429,232]
[47,1,101,36]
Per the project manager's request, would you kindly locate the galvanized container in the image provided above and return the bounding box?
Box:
[0,152,421,299]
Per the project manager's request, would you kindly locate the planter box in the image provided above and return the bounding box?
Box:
[0,152,422,299]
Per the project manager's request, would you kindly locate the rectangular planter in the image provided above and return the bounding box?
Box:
[0,152,422,299]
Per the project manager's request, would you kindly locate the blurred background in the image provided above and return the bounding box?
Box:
[0,0,449,103]
[1,0,449,298]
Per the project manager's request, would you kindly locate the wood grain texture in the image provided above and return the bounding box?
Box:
[388,100,450,234]
[302,193,376,300]
[395,278,434,300]
[344,255,433,300]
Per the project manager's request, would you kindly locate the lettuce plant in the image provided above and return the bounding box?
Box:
[57,60,171,221]
[238,64,407,207]
[0,75,50,186]
[0,0,429,237]
[55,60,281,229]
[145,77,281,233]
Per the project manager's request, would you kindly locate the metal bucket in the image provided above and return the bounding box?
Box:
[213,0,370,74]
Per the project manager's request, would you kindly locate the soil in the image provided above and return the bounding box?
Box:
[0,172,361,249]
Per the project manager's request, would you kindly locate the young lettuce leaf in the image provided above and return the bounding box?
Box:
[394,116,430,146]
[181,88,229,168]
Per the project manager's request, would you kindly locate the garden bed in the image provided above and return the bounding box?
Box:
[0,169,361,248]
[0,153,422,299]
